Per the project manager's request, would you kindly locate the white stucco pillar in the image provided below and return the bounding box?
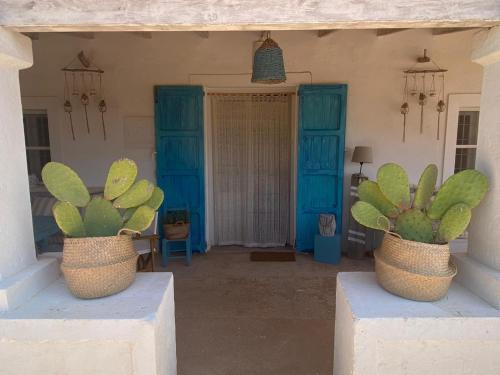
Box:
[454,26,500,308]
[0,28,59,310]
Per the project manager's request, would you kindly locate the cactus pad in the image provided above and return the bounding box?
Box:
[377,163,411,209]
[358,180,399,218]
[122,205,156,233]
[351,201,391,232]
[145,187,164,210]
[104,158,138,200]
[428,169,488,220]
[42,162,90,207]
[113,179,154,209]
[84,197,123,237]
[413,164,438,209]
[437,203,472,243]
[122,207,137,222]
[395,209,433,243]
[52,201,86,237]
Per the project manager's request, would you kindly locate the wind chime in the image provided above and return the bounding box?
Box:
[400,49,447,143]
[62,51,108,141]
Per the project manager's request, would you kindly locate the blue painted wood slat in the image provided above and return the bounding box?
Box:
[296,84,347,251]
[155,86,206,252]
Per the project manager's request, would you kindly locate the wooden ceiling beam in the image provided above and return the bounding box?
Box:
[432,27,478,35]
[317,29,336,38]
[376,28,409,36]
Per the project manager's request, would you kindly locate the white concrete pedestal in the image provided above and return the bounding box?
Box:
[334,272,500,375]
[0,273,177,375]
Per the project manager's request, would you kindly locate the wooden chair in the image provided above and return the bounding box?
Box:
[133,212,159,272]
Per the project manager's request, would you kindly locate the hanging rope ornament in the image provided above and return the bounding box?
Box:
[436,74,446,140]
[402,49,447,142]
[61,51,105,139]
[63,72,76,141]
[251,32,286,84]
[98,73,108,141]
[400,75,410,143]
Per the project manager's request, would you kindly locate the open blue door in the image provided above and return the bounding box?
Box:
[155,86,206,252]
[296,85,347,251]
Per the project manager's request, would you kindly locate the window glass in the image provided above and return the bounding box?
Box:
[456,111,479,145]
[23,111,51,181]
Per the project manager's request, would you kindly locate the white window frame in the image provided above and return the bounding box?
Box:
[442,93,481,182]
[21,96,63,162]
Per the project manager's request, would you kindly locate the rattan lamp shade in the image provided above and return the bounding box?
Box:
[251,38,286,84]
[351,146,373,164]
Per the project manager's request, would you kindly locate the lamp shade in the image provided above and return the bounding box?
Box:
[251,38,286,84]
[351,146,373,164]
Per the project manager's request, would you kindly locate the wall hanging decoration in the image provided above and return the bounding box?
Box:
[251,31,286,84]
[401,49,447,142]
[62,51,107,140]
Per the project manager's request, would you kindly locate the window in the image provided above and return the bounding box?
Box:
[23,110,51,181]
[454,111,479,173]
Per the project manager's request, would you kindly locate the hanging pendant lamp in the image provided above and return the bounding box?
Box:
[251,33,286,84]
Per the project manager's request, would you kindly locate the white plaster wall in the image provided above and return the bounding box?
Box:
[19,30,483,239]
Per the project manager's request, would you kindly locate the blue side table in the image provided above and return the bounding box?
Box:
[314,235,341,264]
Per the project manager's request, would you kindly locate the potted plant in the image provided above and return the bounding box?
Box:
[41,158,164,299]
[164,209,190,240]
[351,163,488,301]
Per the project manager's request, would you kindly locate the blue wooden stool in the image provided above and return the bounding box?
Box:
[161,232,192,267]
[314,235,341,265]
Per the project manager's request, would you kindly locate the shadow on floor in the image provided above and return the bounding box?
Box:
[153,246,374,375]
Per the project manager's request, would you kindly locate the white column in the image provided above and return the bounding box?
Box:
[0,28,59,310]
[454,26,500,308]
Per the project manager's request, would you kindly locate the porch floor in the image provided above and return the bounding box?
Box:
[155,246,374,375]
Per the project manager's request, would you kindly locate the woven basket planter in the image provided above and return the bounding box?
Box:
[61,235,138,299]
[164,222,190,240]
[374,233,457,302]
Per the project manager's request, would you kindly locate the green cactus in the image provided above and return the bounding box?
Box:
[358,180,399,218]
[413,164,438,209]
[377,163,411,209]
[42,162,90,207]
[104,158,138,201]
[395,209,434,243]
[428,169,488,220]
[437,203,472,242]
[351,201,391,232]
[351,163,487,244]
[122,207,136,222]
[113,179,154,209]
[122,205,156,233]
[84,197,123,237]
[145,187,164,210]
[52,201,86,237]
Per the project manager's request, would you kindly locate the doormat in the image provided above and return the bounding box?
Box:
[250,251,296,262]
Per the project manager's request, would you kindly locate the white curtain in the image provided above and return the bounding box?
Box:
[210,93,292,247]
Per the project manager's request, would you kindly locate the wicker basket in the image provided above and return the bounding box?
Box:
[61,235,138,299]
[374,251,457,302]
[374,233,457,301]
[164,222,190,240]
[378,233,451,275]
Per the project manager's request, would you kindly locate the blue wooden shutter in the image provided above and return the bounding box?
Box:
[296,85,347,251]
[155,86,206,252]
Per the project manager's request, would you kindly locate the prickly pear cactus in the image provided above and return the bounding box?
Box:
[113,179,154,209]
[104,158,138,201]
[377,163,411,209]
[122,207,137,222]
[52,201,86,237]
[395,209,434,243]
[413,164,438,209]
[42,162,90,207]
[145,187,165,210]
[351,201,390,232]
[122,205,156,233]
[358,180,399,218]
[84,197,123,237]
[428,169,488,220]
[437,203,472,243]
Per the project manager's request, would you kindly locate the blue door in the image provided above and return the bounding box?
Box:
[296,85,347,251]
[155,86,206,252]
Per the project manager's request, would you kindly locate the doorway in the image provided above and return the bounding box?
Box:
[208,92,293,247]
